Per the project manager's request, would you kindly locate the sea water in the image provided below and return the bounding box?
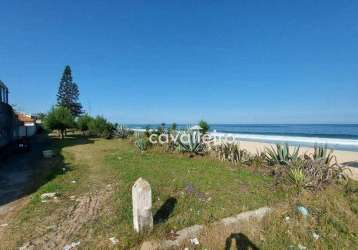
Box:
[128,124,358,151]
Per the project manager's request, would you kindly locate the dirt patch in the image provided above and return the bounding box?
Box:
[0,197,29,240]
[18,188,112,250]
[1,137,119,249]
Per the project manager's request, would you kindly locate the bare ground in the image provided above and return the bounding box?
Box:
[18,189,112,249]
[0,136,118,249]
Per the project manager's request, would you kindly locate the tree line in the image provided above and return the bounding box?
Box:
[44,65,115,139]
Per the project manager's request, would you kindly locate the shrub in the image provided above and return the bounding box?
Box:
[144,125,151,138]
[164,140,176,152]
[198,120,209,133]
[77,114,93,135]
[171,123,177,132]
[135,138,150,153]
[248,151,266,166]
[157,123,166,134]
[115,124,132,139]
[288,167,306,193]
[291,145,348,190]
[266,144,348,191]
[265,144,300,165]
[88,116,115,139]
[44,106,75,139]
[295,157,347,190]
[212,143,250,164]
[158,129,177,152]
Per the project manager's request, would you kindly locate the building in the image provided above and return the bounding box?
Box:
[1,81,41,151]
[0,81,9,103]
[16,113,37,137]
[0,81,17,149]
[17,113,35,126]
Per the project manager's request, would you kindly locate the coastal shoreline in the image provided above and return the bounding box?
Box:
[210,131,358,151]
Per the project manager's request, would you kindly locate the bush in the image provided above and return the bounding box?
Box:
[293,157,347,190]
[266,145,347,191]
[88,116,115,139]
[144,125,151,137]
[44,106,75,139]
[212,143,250,164]
[198,120,209,133]
[288,167,306,193]
[135,138,151,153]
[170,123,177,132]
[157,123,166,134]
[294,145,348,190]
[115,124,132,139]
[77,114,93,135]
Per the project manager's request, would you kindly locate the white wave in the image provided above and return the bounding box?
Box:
[209,132,358,147]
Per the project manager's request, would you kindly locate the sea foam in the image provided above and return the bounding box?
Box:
[210,132,358,149]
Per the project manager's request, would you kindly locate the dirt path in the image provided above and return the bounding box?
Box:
[18,188,113,249]
[29,140,116,249]
[2,138,118,249]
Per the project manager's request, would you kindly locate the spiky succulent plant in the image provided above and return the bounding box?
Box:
[312,145,335,165]
[175,131,206,155]
[265,143,300,165]
[288,167,306,192]
[135,138,150,153]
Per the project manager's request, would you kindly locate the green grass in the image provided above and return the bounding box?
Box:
[104,143,286,246]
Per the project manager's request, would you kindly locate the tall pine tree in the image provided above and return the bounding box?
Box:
[57,65,83,117]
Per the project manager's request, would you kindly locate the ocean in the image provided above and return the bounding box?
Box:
[128,124,358,151]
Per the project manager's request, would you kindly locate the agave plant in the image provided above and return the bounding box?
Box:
[298,158,347,190]
[135,138,150,153]
[312,145,335,165]
[175,131,206,155]
[213,143,250,164]
[265,143,300,165]
[288,167,306,192]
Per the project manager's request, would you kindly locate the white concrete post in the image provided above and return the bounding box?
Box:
[132,178,153,233]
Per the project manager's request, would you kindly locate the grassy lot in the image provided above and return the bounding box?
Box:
[104,140,286,246]
[1,136,357,249]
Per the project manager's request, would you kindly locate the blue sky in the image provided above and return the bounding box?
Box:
[1,1,357,124]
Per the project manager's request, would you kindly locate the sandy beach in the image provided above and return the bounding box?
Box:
[238,140,358,180]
